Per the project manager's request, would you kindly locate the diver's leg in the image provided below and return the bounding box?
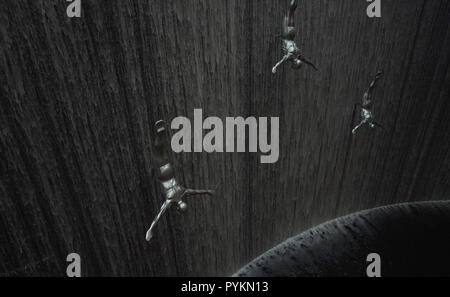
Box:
[287,0,298,27]
[283,0,297,40]
[145,200,172,241]
[364,71,383,101]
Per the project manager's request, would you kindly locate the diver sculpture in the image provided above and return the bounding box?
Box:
[272,0,318,73]
[352,71,384,135]
[145,120,214,242]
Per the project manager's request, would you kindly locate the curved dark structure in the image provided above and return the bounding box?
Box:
[235,201,450,277]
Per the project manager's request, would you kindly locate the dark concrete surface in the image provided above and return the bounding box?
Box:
[235,201,450,277]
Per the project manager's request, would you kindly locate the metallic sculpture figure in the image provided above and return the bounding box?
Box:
[352,71,384,135]
[145,120,214,242]
[272,0,318,74]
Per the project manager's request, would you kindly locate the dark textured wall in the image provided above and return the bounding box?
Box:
[0,0,449,276]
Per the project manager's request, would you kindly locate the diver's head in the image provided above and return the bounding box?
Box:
[177,201,187,212]
[291,58,303,69]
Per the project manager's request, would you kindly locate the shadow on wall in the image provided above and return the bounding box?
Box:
[234,201,450,277]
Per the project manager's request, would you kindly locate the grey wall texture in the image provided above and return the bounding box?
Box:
[0,0,449,276]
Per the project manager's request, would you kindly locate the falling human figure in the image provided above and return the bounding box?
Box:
[145,120,214,242]
[272,0,318,74]
[352,71,384,135]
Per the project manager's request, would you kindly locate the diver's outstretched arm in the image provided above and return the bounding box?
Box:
[372,121,386,131]
[352,120,367,135]
[146,200,172,242]
[184,189,215,198]
[272,54,290,73]
[299,54,318,71]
